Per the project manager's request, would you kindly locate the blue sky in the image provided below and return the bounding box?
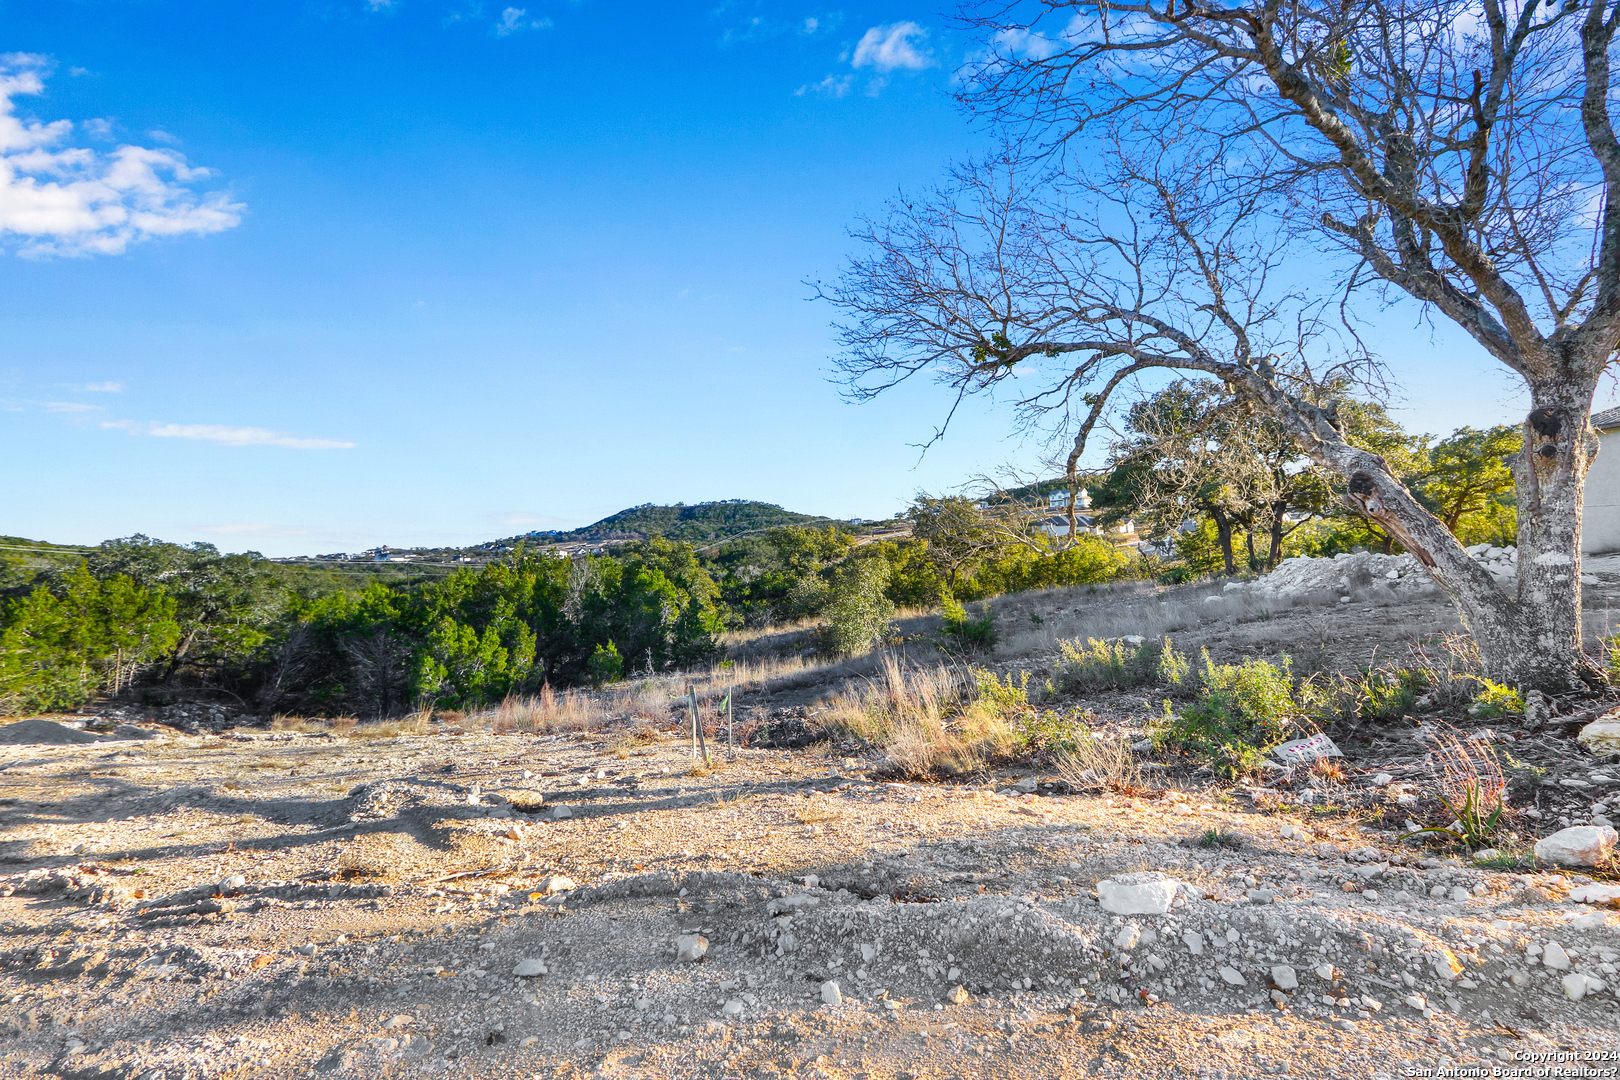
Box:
[0,1,1576,556]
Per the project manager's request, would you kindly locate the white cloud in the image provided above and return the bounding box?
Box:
[81,118,113,140]
[0,54,243,257]
[851,22,934,72]
[146,129,179,145]
[795,74,853,97]
[494,7,551,35]
[44,400,102,413]
[365,0,395,9]
[802,17,819,33]
[81,381,122,392]
[102,419,356,450]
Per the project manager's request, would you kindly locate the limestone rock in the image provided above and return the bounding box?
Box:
[540,875,575,894]
[1568,883,1620,903]
[1562,973,1593,1000]
[1114,924,1141,950]
[1577,715,1620,757]
[676,935,708,963]
[1217,966,1246,986]
[1182,930,1204,956]
[821,981,842,1005]
[946,984,969,1005]
[1541,942,1570,970]
[1430,949,1464,981]
[1533,825,1618,867]
[1271,965,1298,991]
[512,959,547,977]
[1096,873,1182,915]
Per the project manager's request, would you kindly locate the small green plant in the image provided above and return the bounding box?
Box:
[1356,666,1426,721]
[1049,635,1189,693]
[587,641,624,686]
[1468,678,1525,718]
[1503,751,1548,795]
[1196,828,1244,850]
[940,596,998,651]
[1400,730,1509,849]
[1152,651,1299,778]
[973,667,1030,711]
[1157,636,1191,687]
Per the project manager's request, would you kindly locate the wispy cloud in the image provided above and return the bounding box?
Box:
[365,0,395,10]
[494,7,551,35]
[795,74,853,97]
[44,400,103,413]
[852,22,934,72]
[0,54,243,257]
[81,381,122,392]
[715,6,840,46]
[102,419,356,450]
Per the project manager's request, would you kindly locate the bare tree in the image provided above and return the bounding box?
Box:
[821,0,1620,690]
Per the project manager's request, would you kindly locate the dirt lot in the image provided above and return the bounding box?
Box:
[1,570,1618,1080]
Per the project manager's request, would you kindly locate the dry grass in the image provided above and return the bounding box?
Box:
[1432,728,1507,814]
[1053,732,1142,794]
[268,713,430,737]
[811,656,1023,778]
[484,685,602,733]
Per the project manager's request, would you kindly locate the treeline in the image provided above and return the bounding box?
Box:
[0,518,1128,717]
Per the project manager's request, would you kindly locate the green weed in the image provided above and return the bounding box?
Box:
[940,597,998,652]
[1151,651,1299,779]
[1049,635,1190,694]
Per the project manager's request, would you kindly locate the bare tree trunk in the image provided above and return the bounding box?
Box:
[1210,509,1236,576]
[1266,506,1287,571]
[1274,388,1602,693]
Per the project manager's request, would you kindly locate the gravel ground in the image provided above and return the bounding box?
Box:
[0,715,1616,1080]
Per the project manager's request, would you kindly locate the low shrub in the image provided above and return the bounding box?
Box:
[940,597,998,652]
[1049,636,1191,694]
[1152,651,1299,778]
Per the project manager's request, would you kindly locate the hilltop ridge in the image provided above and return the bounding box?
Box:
[485,499,877,550]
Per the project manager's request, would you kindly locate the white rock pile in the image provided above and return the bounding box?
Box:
[1218,545,1519,602]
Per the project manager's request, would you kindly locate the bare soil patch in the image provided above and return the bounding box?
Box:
[1,578,1617,1080]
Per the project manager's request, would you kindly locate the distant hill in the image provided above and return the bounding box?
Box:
[491,500,865,549]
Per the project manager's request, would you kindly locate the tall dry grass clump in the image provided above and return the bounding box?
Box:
[1053,733,1143,794]
[812,655,1025,777]
[486,684,602,733]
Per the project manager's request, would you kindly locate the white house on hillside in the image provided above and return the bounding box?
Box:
[1585,407,1620,554]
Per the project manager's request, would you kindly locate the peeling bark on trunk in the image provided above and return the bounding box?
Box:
[1257,381,1603,693]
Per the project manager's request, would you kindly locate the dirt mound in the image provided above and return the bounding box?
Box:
[0,719,107,745]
